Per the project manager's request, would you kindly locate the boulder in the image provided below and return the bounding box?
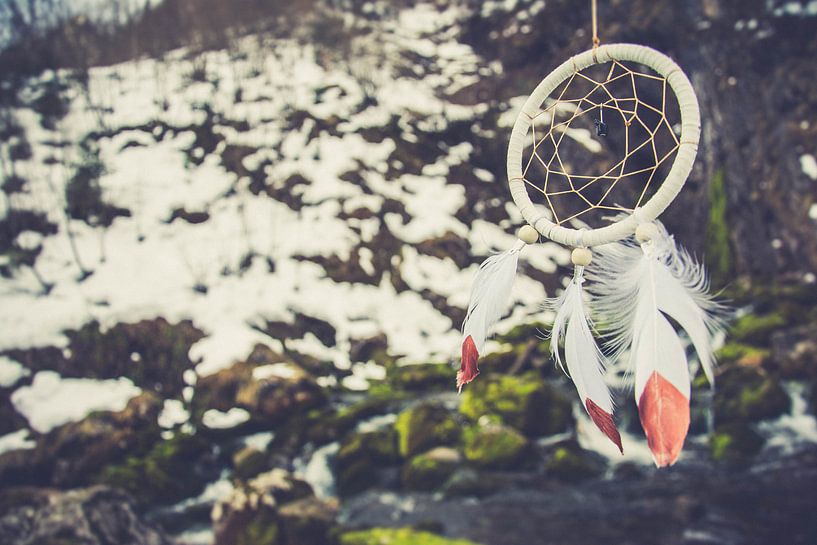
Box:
[213,469,315,545]
[543,440,606,482]
[0,485,169,545]
[459,372,573,437]
[278,496,340,545]
[402,447,461,491]
[0,391,162,488]
[710,423,765,466]
[335,428,400,496]
[714,366,790,425]
[394,401,461,458]
[462,425,530,470]
[98,431,211,505]
[194,349,326,429]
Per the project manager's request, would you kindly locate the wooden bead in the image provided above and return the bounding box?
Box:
[517,225,538,244]
[635,222,660,243]
[571,247,592,266]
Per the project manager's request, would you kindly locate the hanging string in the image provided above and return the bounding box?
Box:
[591,0,600,48]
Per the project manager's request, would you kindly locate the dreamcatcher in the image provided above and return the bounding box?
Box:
[458,1,722,466]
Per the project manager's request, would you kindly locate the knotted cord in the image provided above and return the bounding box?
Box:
[520,59,681,226]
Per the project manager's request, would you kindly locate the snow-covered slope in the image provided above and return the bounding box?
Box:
[0,1,570,432]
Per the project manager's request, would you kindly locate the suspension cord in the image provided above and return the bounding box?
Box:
[591,0,600,48]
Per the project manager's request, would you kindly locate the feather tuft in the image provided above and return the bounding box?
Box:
[588,220,723,466]
[458,242,523,390]
[547,267,621,451]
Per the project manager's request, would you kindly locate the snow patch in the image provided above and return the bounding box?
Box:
[11,371,141,433]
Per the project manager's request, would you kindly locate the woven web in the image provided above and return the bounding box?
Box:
[520,59,681,227]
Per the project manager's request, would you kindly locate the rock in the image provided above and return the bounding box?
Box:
[710,424,765,466]
[251,469,314,505]
[402,447,461,491]
[98,432,211,505]
[336,428,400,496]
[462,425,530,470]
[0,391,162,488]
[716,342,771,368]
[0,485,170,545]
[713,366,790,425]
[339,527,482,545]
[233,446,269,480]
[194,349,326,429]
[771,324,817,380]
[459,372,572,437]
[543,441,606,482]
[394,401,461,458]
[729,311,788,346]
[278,496,339,545]
[213,469,314,545]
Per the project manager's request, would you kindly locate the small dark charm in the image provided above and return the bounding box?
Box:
[594,119,608,137]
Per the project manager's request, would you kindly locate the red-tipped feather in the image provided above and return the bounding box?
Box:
[638,371,690,467]
[457,335,480,393]
[586,398,623,453]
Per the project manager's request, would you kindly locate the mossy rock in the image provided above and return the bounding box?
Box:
[401,447,461,491]
[98,432,209,505]
[233,447,268,480]
[335,428,400,497]
[394,402,461,457]
[459,372,572,437]
[714,366,790,424]
[709,424,764,465]
[715,343,770,368]
[339,527,483,545]
[462,425,530,469]
[543,440,606,482]
[729,312,788,346]
[388,363,452,391]
[215,505,280,545]
[306,395,396,446]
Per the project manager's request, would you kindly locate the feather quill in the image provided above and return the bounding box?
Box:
[588,221,723,466]
[458,241,524,392]
[548,267,622,452]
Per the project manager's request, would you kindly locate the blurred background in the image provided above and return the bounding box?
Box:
[1,1,816,544]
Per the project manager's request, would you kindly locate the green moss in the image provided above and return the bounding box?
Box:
[459,372,572,437]
[715,343,770,367]
[730,312,788,346]
[401,448,460,491]
[710,424,764,465]
[544,441,605,482]
[714,366,790,424]
[339,528,483,545]
[704,168,732,287]
[462,425,529,469]
[98,432,208,505]
[394,402,460,457]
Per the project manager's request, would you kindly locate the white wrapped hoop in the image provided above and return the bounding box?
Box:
[507,43,700,247]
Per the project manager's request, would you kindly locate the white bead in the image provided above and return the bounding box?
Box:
[517,225,538,245]
[571,247,592,266]
[635,222,660,243]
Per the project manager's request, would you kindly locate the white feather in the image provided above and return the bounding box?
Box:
[548,270,613,413]
[588,221,723,386]
[461,242,523,352]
